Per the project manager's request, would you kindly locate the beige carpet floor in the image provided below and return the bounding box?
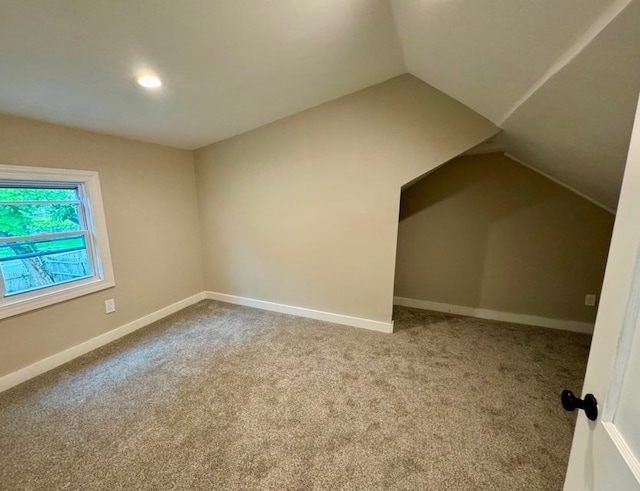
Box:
[0,301,590,490]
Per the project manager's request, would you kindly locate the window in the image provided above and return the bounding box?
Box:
[0,165,114,319]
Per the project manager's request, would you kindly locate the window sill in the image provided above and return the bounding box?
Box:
[0,278,115,320]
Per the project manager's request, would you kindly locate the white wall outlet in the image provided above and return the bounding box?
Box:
[585,294,597,307]
[105,298,116,314]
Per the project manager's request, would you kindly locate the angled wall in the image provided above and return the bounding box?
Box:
[195,75,498,324]
[394,153,615,325]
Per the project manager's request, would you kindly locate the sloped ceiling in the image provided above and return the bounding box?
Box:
[499,0,640,211]
[0,0,639,210]
[391,0,640,211]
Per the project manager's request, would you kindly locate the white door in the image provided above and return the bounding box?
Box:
[563,95,640,490]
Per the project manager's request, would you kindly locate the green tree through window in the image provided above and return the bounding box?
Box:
[0,165,114,320]
[0,187,91,294]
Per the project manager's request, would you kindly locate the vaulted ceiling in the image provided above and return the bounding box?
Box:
[1,0,638,211]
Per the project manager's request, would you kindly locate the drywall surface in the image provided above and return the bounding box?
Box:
[195,75,497,323]
[0,114,204,377]
[395,153,615,323]
[500,0,640,212]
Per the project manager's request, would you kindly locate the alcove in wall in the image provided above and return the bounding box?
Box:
[392,152,615,332]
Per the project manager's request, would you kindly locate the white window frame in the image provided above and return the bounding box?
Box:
[0,164,115,319]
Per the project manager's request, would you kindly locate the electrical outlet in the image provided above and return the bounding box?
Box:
[105,298,116,314]
[585,294,597,307]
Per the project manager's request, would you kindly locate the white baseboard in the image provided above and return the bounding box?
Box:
[3,291,588,393]
[206,291,394,334]
[0,292,207,393]
[393,296,594,334]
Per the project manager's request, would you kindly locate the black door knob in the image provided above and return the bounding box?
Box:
[561,390,598,421]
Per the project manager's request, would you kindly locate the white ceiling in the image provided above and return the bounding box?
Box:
[0,0,404,149]
[391,0,639,211]
[1,0,639,210]
[499,0,640,211]
[391,0,633,124]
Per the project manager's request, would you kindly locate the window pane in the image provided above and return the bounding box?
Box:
[0,187,77,202]
[0,203,82,237]
[0,235,92,295]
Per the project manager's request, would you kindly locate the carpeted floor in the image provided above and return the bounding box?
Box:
[0,301,591,490]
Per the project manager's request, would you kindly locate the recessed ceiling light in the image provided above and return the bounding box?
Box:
[136,74,162,89]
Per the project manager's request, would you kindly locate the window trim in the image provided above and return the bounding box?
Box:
[0,164,115,319]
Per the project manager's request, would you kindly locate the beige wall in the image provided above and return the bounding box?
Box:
[394,153,615,323]
[0,114,204,376]
[194,75,497,323]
